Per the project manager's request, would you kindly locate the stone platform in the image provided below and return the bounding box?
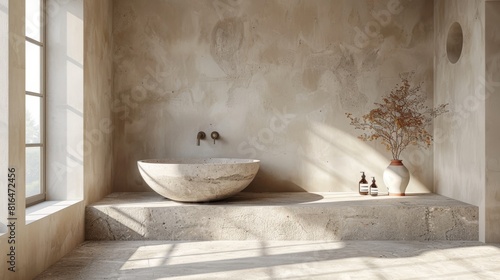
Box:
[85,192,478,241]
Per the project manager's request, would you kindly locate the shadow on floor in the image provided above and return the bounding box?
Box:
[35,240,500,279]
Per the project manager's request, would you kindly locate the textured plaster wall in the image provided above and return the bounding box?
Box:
[434,0,500,242]
[0,0,8,232]
[434,0,485,213]
[112,0,435,193]
[84,0,114,204]
[485,1,500,243]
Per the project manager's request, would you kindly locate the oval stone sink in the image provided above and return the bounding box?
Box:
[137,158,260,202]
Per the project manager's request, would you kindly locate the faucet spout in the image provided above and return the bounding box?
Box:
[197,131,206,146]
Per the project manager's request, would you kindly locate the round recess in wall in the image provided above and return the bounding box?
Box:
[446,22,463,64]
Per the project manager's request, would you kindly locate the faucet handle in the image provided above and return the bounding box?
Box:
[211,131,219,144]
[197,131,206,146]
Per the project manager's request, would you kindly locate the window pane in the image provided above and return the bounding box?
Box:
[26,0,42,42]
[26,41,41,93]
[26,146,41,197]
[26,95,41,144]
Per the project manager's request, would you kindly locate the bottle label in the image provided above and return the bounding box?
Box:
[370,187,378,196]
[360,183,369,193]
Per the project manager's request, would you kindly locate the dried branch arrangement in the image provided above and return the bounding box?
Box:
[346,72,448,160]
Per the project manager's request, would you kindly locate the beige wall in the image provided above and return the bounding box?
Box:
[22,202,85,280]
[0,0,26,279]
[112,0,436,193]
[0,0,9,233]
[84,0,114,204]
[46,0,84,201]
[485,1,500,243]
[434,0,485,214]
[434,0,500,242]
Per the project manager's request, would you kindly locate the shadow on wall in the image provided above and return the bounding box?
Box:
[245,169,307,192]
[46,0,84,201]
[242,121,430,193]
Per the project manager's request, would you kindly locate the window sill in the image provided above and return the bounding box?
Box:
[26,200,81,224]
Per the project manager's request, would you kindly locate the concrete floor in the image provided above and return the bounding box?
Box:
[36,240,500,279]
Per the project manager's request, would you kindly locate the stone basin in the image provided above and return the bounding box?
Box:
[137,158,260,202]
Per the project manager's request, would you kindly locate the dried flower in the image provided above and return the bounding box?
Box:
[346,72,448,160]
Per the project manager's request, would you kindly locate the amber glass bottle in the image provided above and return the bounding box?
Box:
[370,177,379,196]
[359,172,369,195]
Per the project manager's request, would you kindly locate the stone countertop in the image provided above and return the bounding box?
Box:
[89,192,477,208]
[86,192,479,241]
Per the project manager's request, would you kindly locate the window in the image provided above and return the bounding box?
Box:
[25,0,45,206]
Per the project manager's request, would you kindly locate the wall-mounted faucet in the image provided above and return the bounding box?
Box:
[197,131,206,146]
[211,131,220,144]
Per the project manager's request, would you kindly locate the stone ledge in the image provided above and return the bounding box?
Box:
[85,192,478,241]
[27,200,81,224]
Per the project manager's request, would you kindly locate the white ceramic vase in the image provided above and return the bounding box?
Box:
[383,160,410,196]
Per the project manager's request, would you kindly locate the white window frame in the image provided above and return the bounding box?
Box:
[25,0,46,206]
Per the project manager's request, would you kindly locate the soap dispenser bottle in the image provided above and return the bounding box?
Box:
[359,172,369,195]
[370,177,378,196]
